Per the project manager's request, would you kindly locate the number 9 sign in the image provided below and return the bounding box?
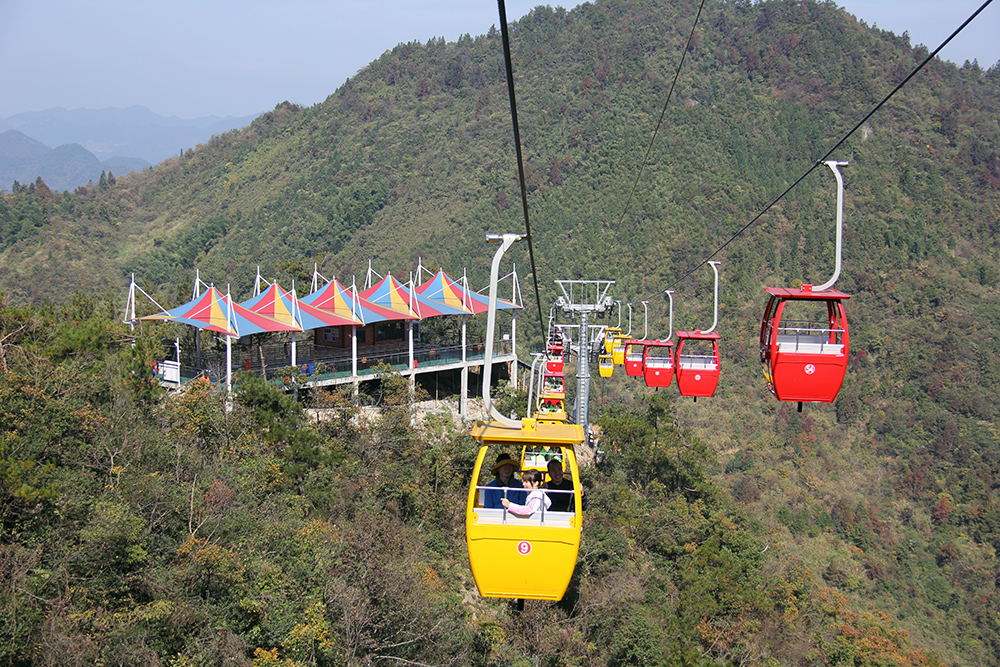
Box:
[516,540,532,556]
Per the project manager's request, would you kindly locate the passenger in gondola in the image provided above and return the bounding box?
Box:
[501,470,551,517]
[484,453,525,509]
[546,459,575,512]
[544,376,564,392]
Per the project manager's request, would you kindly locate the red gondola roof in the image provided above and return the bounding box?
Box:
[675,330,721,340]
[764,286,851,300]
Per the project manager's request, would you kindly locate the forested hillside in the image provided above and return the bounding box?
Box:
[2,0,1000,664]
[0,301,950,666]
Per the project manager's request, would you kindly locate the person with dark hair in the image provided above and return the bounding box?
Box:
[501,469,551,517]
[546,459,575,512]
[484,452,525,509]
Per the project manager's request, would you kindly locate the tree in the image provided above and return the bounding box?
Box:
[598,392,714,497]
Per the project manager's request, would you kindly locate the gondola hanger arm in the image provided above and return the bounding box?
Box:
[665,291,674,339]
[702,261,721,334]
[482,233,524,428]
[814,161,848,292]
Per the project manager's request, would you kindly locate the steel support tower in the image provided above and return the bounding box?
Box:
[554,280,615,445]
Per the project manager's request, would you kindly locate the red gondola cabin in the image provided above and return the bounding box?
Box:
[642,339,674,388]
[546,333,565,372]
[675,330,721,398]
[540,370,566,398]
[759,285,850,403]
[624,340,645,377]
[546,354,564,373]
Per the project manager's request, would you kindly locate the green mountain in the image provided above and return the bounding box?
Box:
[3,0,1000,664]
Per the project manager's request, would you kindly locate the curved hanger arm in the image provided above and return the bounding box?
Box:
[526,353,544,419]
[665,291,674,339]
[482,233,523,428]
[815,160,848,292]
[703,261,721,334]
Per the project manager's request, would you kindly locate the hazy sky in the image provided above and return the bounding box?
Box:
[0,0,996,120]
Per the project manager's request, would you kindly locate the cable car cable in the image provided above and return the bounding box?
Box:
[612,0,709,237]
[629,0,995,305]
[497,0,546,333]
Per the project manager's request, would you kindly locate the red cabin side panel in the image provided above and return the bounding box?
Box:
[624,341,644,377]
[770,351,847,402]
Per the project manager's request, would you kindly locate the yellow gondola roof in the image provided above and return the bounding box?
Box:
[470,419,585,445]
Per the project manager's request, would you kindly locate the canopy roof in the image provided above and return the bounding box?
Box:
[241,282,362,329]
[129,263,520,338]
[416,269,519,315]
[141,286,300,337]
[361,274,471,318]
[300,277,413,324]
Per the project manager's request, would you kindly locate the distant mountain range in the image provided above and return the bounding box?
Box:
[0,130,148,192]
[0,105,259,191]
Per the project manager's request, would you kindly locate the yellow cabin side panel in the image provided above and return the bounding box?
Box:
[466,524,580,600]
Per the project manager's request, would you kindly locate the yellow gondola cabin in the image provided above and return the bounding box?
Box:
[466,419,585,601]
[598,352,614,378]
[467,232,585,601]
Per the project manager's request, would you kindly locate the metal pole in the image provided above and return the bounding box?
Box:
[665,291,675,338]
[510,264,518,388]
[460,315,468,418]
[576,310,591,429]
[408,320,415,396]
[351,325,359,396]
[703,261,721,334]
